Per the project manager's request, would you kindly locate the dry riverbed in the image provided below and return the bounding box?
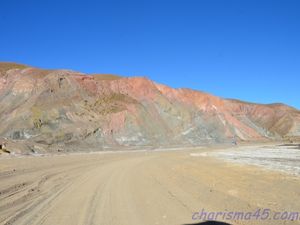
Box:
[0,144,300,225]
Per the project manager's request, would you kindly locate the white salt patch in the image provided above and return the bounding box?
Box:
[211,145,300,176]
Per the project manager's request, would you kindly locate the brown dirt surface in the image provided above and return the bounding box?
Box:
[0,145,299,225]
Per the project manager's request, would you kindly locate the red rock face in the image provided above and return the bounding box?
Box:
[0,62,299,153]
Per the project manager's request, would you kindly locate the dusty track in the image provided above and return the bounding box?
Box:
[0,147,300,225]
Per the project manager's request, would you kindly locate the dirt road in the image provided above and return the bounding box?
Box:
[1,147,300,225]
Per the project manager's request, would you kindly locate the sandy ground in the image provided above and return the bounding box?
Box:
[0,145,300,225]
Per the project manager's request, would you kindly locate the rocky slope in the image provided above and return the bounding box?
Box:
[0,62,299,153]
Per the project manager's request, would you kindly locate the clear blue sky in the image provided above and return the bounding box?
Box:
[0,0,299,109]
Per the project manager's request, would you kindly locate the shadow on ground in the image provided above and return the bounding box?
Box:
[183,221,232,225]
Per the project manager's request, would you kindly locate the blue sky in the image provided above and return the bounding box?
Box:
[0,0,299,109]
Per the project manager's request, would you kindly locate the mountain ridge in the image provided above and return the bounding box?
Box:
[0,62,299,154]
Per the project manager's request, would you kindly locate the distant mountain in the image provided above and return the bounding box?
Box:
[0,62,299,154]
